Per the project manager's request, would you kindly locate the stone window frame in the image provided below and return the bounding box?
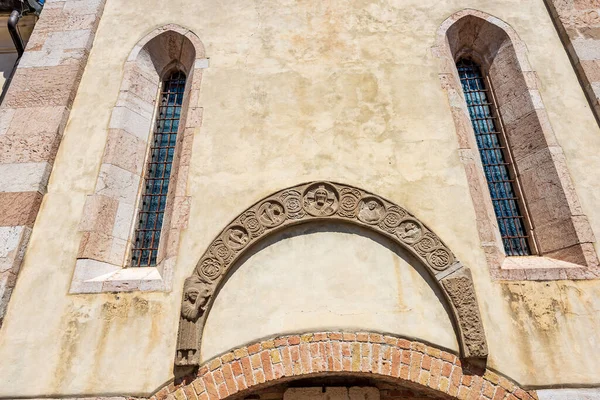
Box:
[433,9,599,280]
[70,24,207,293]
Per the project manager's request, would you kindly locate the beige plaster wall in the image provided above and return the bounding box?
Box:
[1,0,600,397]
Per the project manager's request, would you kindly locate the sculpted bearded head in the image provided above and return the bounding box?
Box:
[181,276,212,321]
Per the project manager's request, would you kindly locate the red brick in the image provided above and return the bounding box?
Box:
[221,364,237,395]
[441,352,456,363]
[341,342,352,357]
[217,383,228,398]
[493,388,507,400]
[384,336,398,346]
[400,349,411,365]
[429,358,443,390]
[155,387,170,400]
[290,345,300,362]
[422,355,432,370]
[310,342,320,357]
[409,352,423,381]
[343,333,357,341]
[198,393,209,400]
[442,362,453,377]
[183,383,199,400]
[231,361,243,377]
[209,359,221,371]
[273,363,284,379]
[390,347,401,377]
[201,374,219,400]
[397,339,411,349]
[287,336,301,345]
[458,386,470,399]
[247,344,261,355]
[369,333,384,343]
[220,352,234,363]
[250,354,261,369]
[461,374,473,387]
[240,357,254,386]
[260,350,274,381]
[254,370,265,384]
[261,340,275,349]
[400,364,410,380]
[191,379,205,396]
[326,342,334,370]
[467,377,484,400]
[332,341,342,371]
[357,332,369,342]
[274,338,288,347]
[235,375,247,391]
[372,343,381,373]
[281,346,293,376]
[381,360,392,376]
[342,357,352,372]
[514,388,530,400]
[328,332,343,340]
[314,332,328,341]
[300,343,311,373]
[212,370,225,386]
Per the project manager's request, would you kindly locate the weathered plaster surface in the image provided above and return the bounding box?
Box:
[1,0,600,397]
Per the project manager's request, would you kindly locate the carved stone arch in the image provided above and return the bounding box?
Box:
[176,182,488,367]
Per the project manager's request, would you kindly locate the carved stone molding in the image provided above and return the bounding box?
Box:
[175,182,488,366]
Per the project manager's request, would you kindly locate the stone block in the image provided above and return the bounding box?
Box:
[0,108,15,135]
[504,111,550,162]
[103,129,148,175]
[0,130,61,164]
[0,162,52,193]
[77,230,113,263]
[69,258,120,294]
[0,226,31,275]
[0,192,43,227]
[112,201,135,240]
[108,106,153,141]
[78,194,119,233]
[94,163,141,205]
[2,64,82,108]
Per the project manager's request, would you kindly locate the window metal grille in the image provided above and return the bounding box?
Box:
[456,58,534,256]
[131,70,186,267]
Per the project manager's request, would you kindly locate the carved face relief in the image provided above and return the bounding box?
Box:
[357,197,386,224]
[303,183,339,217]
[181,281,211,321]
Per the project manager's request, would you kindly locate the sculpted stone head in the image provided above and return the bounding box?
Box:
[181,276,212,321]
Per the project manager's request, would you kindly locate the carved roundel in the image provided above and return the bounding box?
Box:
[395,218,423,244]
[240,211,264,238]
[338,187,362,218]
[427,247,454,271]
[280,190,305,220]
[379,205,407,233]
[413,232,440,257]
[211,239,233,262]
[303,183,339,217]
[224,226,250,250]
[257,200,286,228]
[357,197,386,225]
[197,258,223,281]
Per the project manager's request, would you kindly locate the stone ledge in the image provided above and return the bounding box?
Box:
[69,259,166,294]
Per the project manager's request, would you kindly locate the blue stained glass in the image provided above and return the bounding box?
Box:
[457,59,532,256]
[131,70,186,267]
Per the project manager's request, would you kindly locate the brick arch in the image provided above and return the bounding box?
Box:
[176,182,488,367]
[156,333,537,400]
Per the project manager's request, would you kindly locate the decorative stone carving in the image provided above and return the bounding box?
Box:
[175,181,488,366]
[442,269,488,359]
[176,275,212,365]
[303,183,339,217]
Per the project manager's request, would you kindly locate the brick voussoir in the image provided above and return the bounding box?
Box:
[162,332,535,400]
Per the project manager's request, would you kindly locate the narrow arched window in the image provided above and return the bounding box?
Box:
[456,58,534,256]
[131,70,187,267]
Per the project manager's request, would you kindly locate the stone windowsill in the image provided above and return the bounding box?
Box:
[69,259,166,294]
[500,256,598,280]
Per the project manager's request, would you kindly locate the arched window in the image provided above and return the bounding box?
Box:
[456,58,534,256]
[131,70,187,267]
[435,10,598,278]
[70,25,207,293]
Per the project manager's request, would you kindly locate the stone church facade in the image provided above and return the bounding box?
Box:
[1,0,600,399]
